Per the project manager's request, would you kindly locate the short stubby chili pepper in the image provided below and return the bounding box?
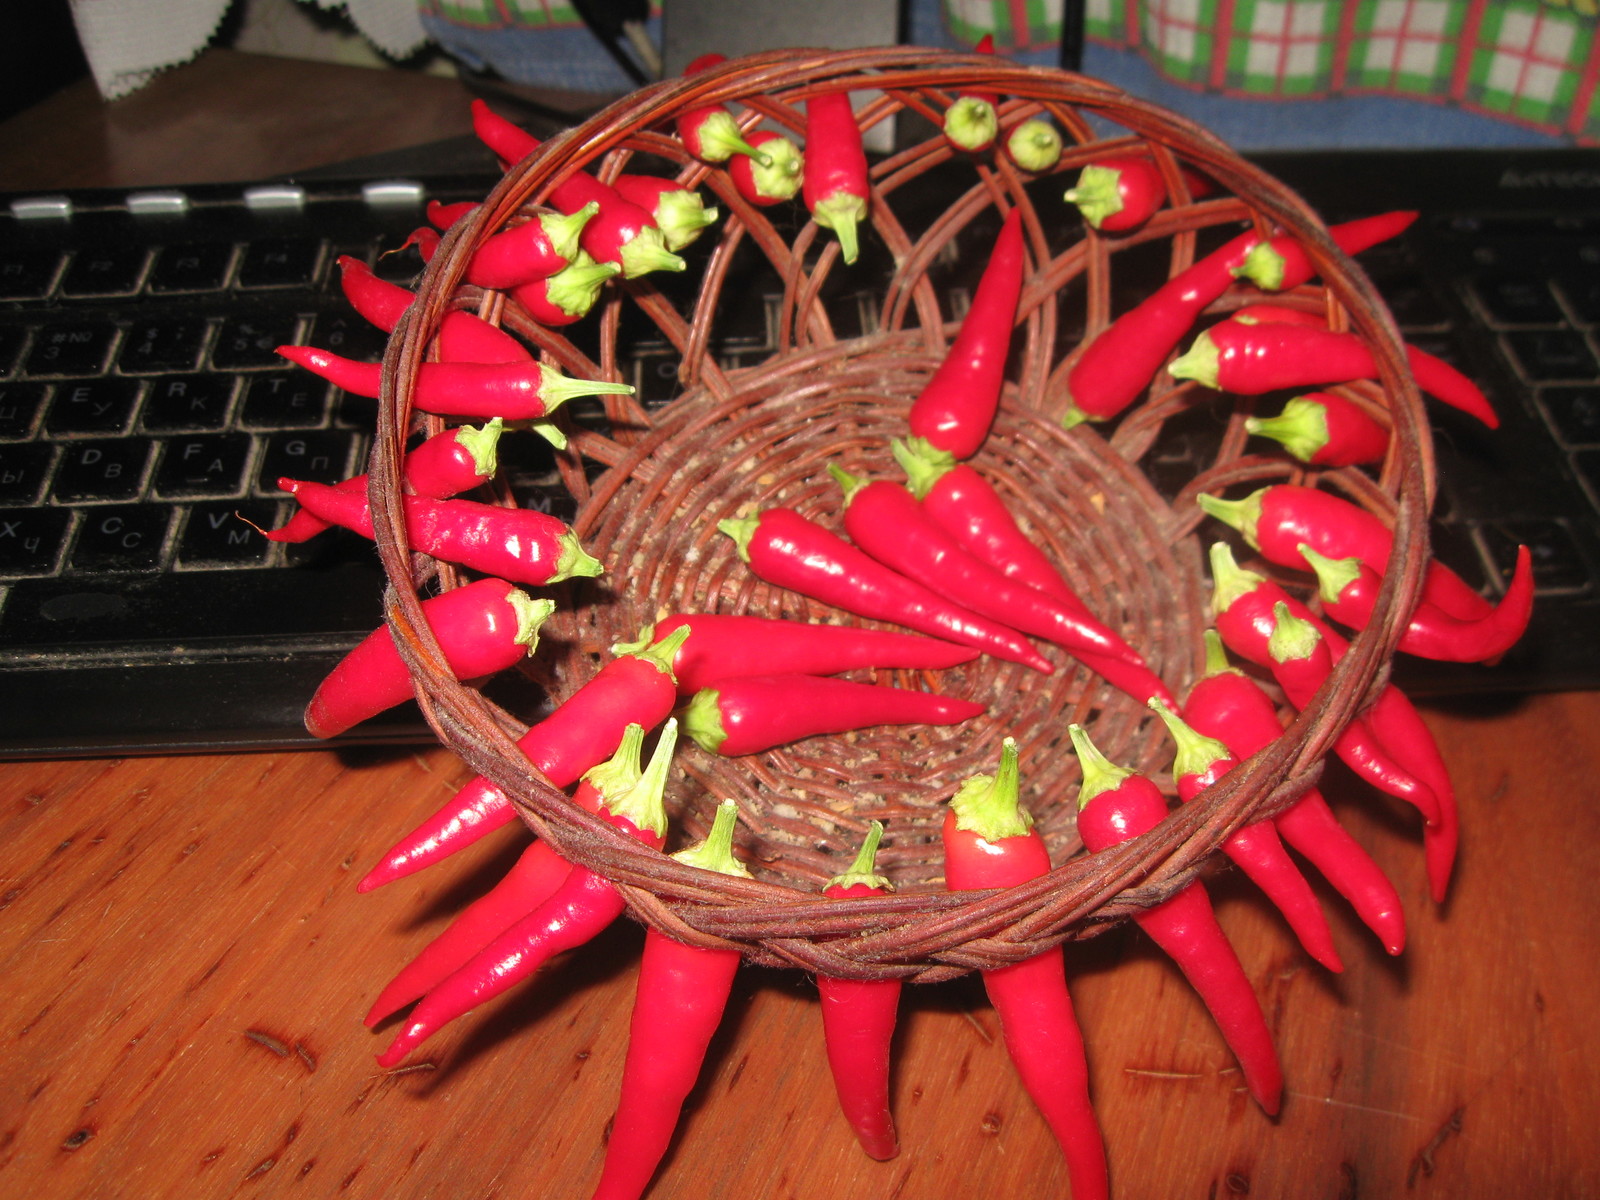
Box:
[718,507,1055,673]
[1064,155,1165,233]
[891,444,1175,708]
[1182,632,1405,956]
[729,128,804,206]
[683,673,983,756]
[509,252,621,327]
[816,821,901,1162]
[942,739,1108,1200]
[274,344,634,421]
[942,33,999,153]
[305,579,554,740]
[363,722,651,1026]
[1300,542,1534,664]
[1149,698,1344,972]
[802,90,871,264]
[1004,117,1063,173]
[1198,483,1494,622]
[589,799,749,1200]
[904,207,1025,463]
[1070,723,1283,1116]
[271,479,603,588]
[674,51,772,167]
[1233,209,1418,292]
[376,720,681,1068]
[610,176,719,252]
[1208,544,1442,826]
[462,203,597,290]
[357,626,689,891]
[616,612,979,697]
[1245,391,1391,467]
[1169,315,1500,428]
[832,465,1136,665]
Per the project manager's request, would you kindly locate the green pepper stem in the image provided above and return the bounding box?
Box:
[1233,241,1288,291]
[948,738,1032,842]
[717,515,758,563]
[1149,698,1232,783]
[542,254,620,318]
[1068,723,1134,808]
[827,461,866,507]
[694,110,773,166]
[452,417,505,478]
[651,190,719,252]
[746,135,804,202]
[617,227,686,279]
[812,191,867,264]
[1167,330,1221,388]
[1245,397,1329,464]
[1063,163,1124,229]
[506,591,557,651]
[1196,489,1266,549]
[607,719,678,839]
[625,623,690,684]
[1201,628,1237,678]
[536,363,635,415]
[1266,600,1322,664]
[682,688,726,754]
[673,798,752,878]
[890,436,957,500]
[1207,541,1265,618]
[944,96,998,152]
[552,532,604,582]
[1007,119,1063,174]
[581,722,647,805]
[825,820,892,892]
[1297,543,1363,605]
[539,202,599,265]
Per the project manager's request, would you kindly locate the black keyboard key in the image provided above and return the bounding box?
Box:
[631,352,682,408]
[153,432,251,498]
[370,242,429,284]
[59,245,148,297]
[308,311,389,362]
[0,326,25,376]
[1538,387,1600,448]
[52,438,151,502]
[1470,273,1565,326]
[1480,518,1592,594]
[236,237,321,290]
[68,504,171,572]
[24,322,117,377]
[0,248,63,300]
[238,369,329,428]
[1575,448,1600,511]
[148,242,234,293]
[43,377,141,435]
[117,317,209,374]
[1556,271,1600,325]
[0,507,71,576]
[211,313,301,370]
[142,373,235,431]
[0,442,53,503]
[0,381,48,438]
[256,430,357,493]
[1502,329,1600,383]
[177,500,276,567]
[1370,273,1449,329]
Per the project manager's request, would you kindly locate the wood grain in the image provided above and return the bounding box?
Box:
[2,49,1597,1200]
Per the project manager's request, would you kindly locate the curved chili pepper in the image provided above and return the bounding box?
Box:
[617,612,979,697]
[942,739,1108,1200]
[610,176,720,252]
[683,673,983,756]
[816,822,900,1161]
[1149,698,1344,971]
[1064,155,1166,233]
[357,628,689,891]
[337,254,415,330]
[1003,117,1062,173]
[1170,315,1500,428]
[364,723,650,1026]
[590,799,748,1200]
[426,198,478,230]
[718,507,1055,673]
[1299,542,1534,663]
[509,252,621,327]
[729,128,804,206]
[306,579,553,740]
[463,203,596,290]
[674,51,771,167]
[1366,684,1458,904]
[1182,632,1406,956]
[1060,212,1418,427]
[802,90,871,264]
[904,208,1025,462]
[832,466,1136,664]
[1245,391,1391,467]
[1208,543,1442,826]
[1070,723,1283,1115]
[942,34,999,152]
[274,343,634,420]
[1197,483,1493,621]
[1234,210,1419,291]
[377,721,681,1067]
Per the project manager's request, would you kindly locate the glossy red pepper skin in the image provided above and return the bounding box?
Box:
[720,507,1055,673]
[1238,210,1418,291]
[305,578,544,739]
[1066,155,1166,232]
[337,257,534,367]
[634,612,979,696]
[1245,391,1391,467]
[802,90,871,264]
[906,208,1024,461]
[337,254,414,329]
[684,673,983,756]
[1367,686,1458,905]
[426,198,478,229]
[463,208,591,289]
[609,176,718,251]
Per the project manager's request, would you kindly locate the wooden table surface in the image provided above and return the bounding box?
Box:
[3,49,1598,1200]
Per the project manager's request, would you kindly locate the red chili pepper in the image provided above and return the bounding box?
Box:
[682,673,982,756]
[1182,631,1406,956]
[802,90,871,264]
[1234,210,1419,291]
[1299,542,1534,663]
[1070,723,1283,1115]
[274,343,634,420]
[1197,483,1493,621]
[363,722,650,1026]
[1060,212,1417,427]
[337,254,415,330]
[400,224,440,263]
[590,799,748,1200]
[1149,698,1343,971]
[306,579,553,740]
[1003,117,1062,173]
[904,208,1025,462]
[942,34,999,152]
[1207,544,1442,826]
[718,507,1054,673]
[357,627,689,891]
[462,203,598,289]
[509,252,622,326]
[1169,315,1500,428]
[673,53,771,167]
[728,128,804,206]
[816,821,900,1161]
[1064,155,1166,233]
[271,478,602,587]
[610,175,720,252]
[617,612,979,696]
[942,739,1108,1200]
[1245,391,1391,467]
[268,417,505,544]
[1366,684,1459,905]
[376,720,681,1067]
[426,198,479,230]
[831,465,1136,665]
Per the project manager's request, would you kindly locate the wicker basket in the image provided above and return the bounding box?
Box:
[366,47,1433,985]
